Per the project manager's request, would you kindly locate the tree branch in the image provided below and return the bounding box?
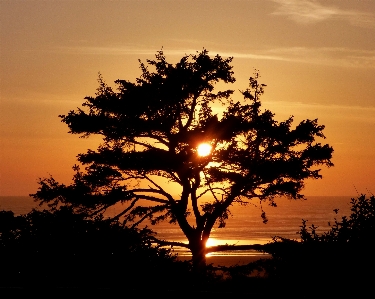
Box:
[205,243,265,254]
[150,237,190,249]
[132,188,175,204]
[203,171,220,203]
[191,173,202,227]
[184,95,198,130]
[133,194,170,204]
[131,210,155,228]
[197,187,228,200]
[144,175,169,194]
[131,139,154,149]
[144,134,169,147]
[111,197,140,221]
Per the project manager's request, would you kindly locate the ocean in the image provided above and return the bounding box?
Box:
[0,195,353,260]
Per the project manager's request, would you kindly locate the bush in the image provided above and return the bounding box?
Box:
[260,194,375,294]
[0,207,191,289]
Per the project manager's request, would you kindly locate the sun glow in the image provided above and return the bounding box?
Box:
[197,143,212,157]
[205,238,220,248]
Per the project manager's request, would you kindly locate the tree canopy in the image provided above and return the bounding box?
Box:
[31,49,333,269]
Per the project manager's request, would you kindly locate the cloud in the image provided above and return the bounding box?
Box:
[54,45,212,58]
[222,47,375,69]
[54,45,375,69]
[55,46,159,56]
[266,47,375,68]
[264,100,375,124]
[271,0,375,28]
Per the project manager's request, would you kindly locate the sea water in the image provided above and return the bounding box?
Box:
[0,195,353,258]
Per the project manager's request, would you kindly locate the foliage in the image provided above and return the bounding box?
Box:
[257,194,375,293]
[299,194,375,244]
[30,49,333,267]
[0,207,191,288]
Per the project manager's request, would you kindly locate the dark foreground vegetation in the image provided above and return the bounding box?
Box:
[1,194,374,296]
[225,194,375,296]
[0,207,192,291]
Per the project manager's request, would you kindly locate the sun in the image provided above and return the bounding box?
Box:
[197,143,212,157]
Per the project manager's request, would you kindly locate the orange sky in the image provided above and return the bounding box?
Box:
[1,0,374,196]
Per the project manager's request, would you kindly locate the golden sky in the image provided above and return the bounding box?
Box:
[1,0,374,196]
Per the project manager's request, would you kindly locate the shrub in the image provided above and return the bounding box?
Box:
[0,206,191,289]
[261,194,375,294]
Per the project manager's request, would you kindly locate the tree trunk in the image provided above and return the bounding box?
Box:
[189,235,207,274]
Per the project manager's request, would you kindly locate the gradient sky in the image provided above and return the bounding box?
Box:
[1,0,374,196]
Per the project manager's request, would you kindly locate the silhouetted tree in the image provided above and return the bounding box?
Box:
[31,50,333,271]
